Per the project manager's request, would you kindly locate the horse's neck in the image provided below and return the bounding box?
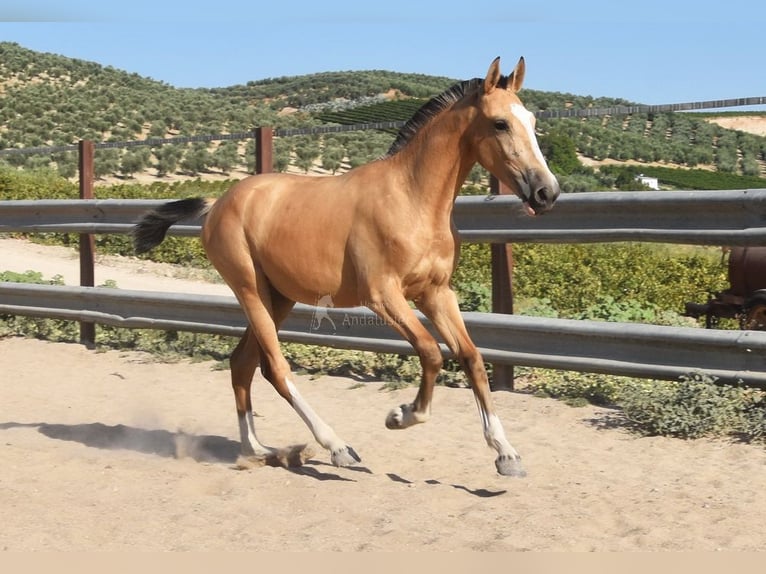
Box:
[393,114,474,216]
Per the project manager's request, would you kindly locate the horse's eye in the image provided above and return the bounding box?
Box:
[494,119,509,132]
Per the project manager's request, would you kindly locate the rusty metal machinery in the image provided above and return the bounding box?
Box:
[685,246,766,330]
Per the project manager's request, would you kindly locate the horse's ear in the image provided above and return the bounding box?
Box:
[483,56,502,95]
[508,56,526,93]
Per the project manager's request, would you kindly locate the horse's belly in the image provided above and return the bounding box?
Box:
[260,251,360,307]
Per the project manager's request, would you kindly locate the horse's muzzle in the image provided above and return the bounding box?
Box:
[527,184,560,215]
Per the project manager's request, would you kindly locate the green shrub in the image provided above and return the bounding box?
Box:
[526,368,766,442]
[512,243,728,322]
[514,297,559,318]
[455,280,491,313]
[618,372,764,440]
[575,295,697,327]
[0,165,77,199]
[0,270,73,340]
[741,398,766,441]
[0,270,65,284]
[451,243,491,309]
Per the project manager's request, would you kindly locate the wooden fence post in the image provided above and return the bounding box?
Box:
[255,127,273,174]
[78,140,96,347]
[489,175,515,391]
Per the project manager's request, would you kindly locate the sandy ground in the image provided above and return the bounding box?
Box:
[0,237,231,296]
[706,115,766,137]
[1,237,766,551]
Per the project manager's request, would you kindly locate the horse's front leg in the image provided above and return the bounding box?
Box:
[365,292,443,430]
[416,287,526,477]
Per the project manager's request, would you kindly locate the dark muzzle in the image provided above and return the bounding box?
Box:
[528,183,560,215]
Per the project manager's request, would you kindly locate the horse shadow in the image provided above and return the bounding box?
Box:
[386,473,507,498]
[0,420,367,481]
[0,420,241,464]
[1,422,508,492]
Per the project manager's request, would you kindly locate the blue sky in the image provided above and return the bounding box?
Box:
[1,0,765,108]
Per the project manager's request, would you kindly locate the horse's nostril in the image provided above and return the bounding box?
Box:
[529,185,559,214]
[534,184,560,207]
[534,187,550,206]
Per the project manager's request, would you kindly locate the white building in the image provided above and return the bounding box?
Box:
[635,174,659,190]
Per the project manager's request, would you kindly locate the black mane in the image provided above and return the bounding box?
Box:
[385,75,508,157]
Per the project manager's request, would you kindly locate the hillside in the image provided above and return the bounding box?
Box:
[1,41,765,189]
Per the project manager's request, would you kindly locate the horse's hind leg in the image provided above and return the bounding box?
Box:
[234,279,360,468]
[230,325,277,463]
[231,294,315,468]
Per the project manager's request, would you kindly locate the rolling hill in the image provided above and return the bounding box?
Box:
[1,40,765,190]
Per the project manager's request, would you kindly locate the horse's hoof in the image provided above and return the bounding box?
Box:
[495,455,527,477]
[386,403,428,429]
[385,405,406,429]
[331,445,361,467]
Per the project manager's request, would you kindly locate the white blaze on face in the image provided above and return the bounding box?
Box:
[510,103,548,167]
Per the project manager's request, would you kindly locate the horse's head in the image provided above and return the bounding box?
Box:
[471,57,560,215]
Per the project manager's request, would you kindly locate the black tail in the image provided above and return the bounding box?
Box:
[133,197,211,254]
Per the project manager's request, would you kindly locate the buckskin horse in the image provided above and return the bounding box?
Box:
[134,57,560,476]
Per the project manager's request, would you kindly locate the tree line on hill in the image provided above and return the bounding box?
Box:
[1,41,764,187]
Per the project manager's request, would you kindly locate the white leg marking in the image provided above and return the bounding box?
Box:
[286,378,360,466]
[238,411,273,457]
[477,403,526,476]
[474,395,519,459]
[487,411,526,477]
[286,379,343,452]
[485,413,519,458]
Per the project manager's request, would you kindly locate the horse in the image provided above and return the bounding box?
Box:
[133,56,560,476]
